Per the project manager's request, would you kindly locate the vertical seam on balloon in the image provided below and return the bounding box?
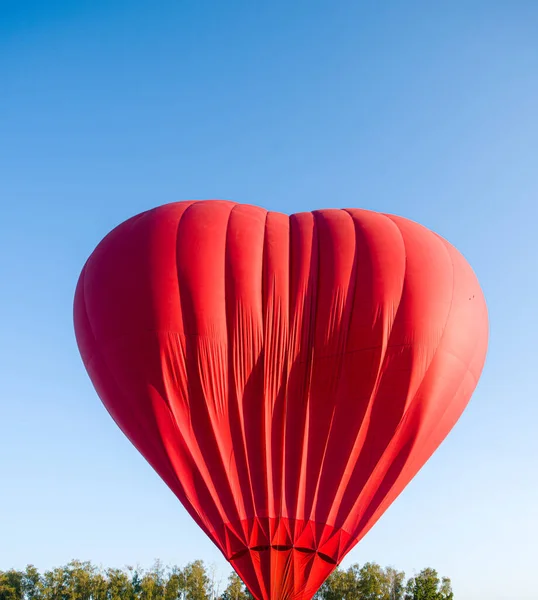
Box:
[278,215,291,533]
[174,209,238,535]
[267,215,290,595]
[261,209,275,529]
[329,211,407,530]
[226,204,258,541]
[172,202,230,531]
[295,212,320,531]
[226,203,254,534]
[336,212,410,531]
[322,209,373,526]
[174,202,239,535]
[308,209,359,526]
[279,213,293,527]
[346,218,457,539]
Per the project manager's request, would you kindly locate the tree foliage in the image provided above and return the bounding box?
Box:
[0,560,453,600]
[404,568,454,600]
[315,563,450,600]
[221,573,252,600]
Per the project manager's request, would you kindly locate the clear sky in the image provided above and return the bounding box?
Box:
[1,2,537,599]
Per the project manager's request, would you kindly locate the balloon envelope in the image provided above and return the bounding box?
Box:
[74,200,488,600]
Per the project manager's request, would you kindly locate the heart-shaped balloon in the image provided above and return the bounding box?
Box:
[74,200,488,600]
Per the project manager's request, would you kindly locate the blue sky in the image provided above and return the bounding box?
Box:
[1,2,537,599]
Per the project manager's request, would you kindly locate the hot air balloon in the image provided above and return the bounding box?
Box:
[74,200,488,600]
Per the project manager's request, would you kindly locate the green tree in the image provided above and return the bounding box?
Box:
[315,564,361,600]
[107,568,135,600]
[91,572,108,600]
[64,560,95,600]
[0,570,24,600]
[404,568,453,600]
[220,573,252,600]
[130,568,143,599]
[438,578,453,600]
[182,561,210,600]
[357,562,387,600]
[164,566,184,600]
[22,565,42,600]
[139,562,165,600]
[384,567,405,600]
[0,580,17,600]
[42,567,68,600]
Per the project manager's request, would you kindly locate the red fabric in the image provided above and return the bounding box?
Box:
[74,200,488,600]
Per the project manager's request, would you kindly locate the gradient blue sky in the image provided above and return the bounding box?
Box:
[1,2,537,599]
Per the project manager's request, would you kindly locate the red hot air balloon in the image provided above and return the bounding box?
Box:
[74,200,488,600]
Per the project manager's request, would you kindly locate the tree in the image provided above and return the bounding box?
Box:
[404,568,453,600]
[0,570,24,600]
[438,578,453,600]
[316,563,409,600]
[23,565,42,600]
[357,562,387,600]
[220,573,252,600]
[130,567,143,598]
[91,572,108,600]
[137,561,166,600]
[42,567,68,600]
[384,567,405,600]
[164,566,184,600]
[64,560,95,600]
[315,564,362,600]
[182,561,210,600]
[107,568,135,600]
